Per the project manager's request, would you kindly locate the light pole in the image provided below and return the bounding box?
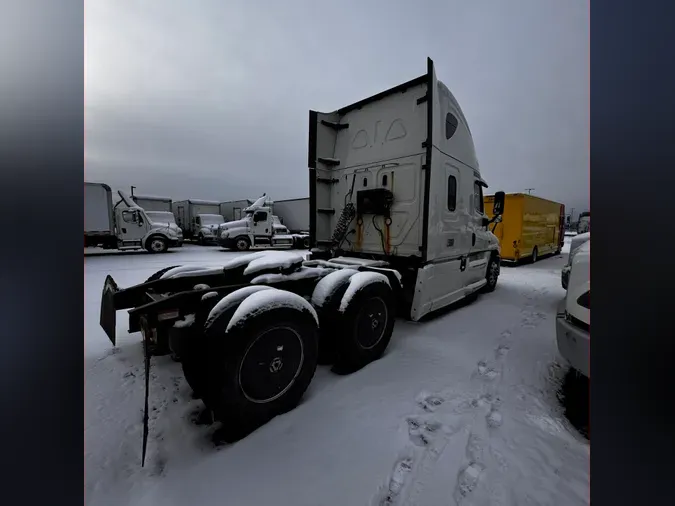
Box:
[130,186,136,197]
[524,188,535,195]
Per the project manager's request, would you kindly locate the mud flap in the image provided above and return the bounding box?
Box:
[140,316,152,467]
[100,275,119,345]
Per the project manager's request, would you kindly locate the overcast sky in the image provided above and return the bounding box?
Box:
[85,0,589,217]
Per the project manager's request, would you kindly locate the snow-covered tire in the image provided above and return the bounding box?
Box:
[179,294,223,398]
[234,236,251,251]
[144,265,182,283]
[331,272,395,374]
[531,246,539,263]
[146,235,169,253]
[559,368,589,439]
[310,269,359,365]
[482,255,500,293]
[202,289,319,442]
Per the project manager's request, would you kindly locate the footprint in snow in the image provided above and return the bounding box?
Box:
[406,417,443,448]
[476,361,500,380]
[495,344,510,359]
[377,457,413,506]
[453,462,484,505]
[486,409,503,428]
[416,392,445,412]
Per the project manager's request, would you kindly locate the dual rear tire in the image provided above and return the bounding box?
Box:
[179,272,396,442]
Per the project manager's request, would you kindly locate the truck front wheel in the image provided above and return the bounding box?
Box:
[146,236,169,253]
[482,255,500,293]
[234,236,251,251]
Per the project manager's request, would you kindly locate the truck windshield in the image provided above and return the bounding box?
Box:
[199,214,224,225]
[146,212,176,225]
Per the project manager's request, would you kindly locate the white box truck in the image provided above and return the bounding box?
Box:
[98,58,506,460]
[219,199,254,222]
[84,183,183,253]
[173,199,224,244]
[132,195,173,212]
[274,197,309,233]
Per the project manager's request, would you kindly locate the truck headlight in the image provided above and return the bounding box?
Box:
[221,230,229,239]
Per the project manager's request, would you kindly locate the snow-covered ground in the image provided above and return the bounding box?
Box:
[85,240,588,506]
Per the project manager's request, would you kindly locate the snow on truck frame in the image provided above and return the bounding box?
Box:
[99,58,506,465]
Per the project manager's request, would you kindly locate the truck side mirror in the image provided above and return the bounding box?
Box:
[482,217,489,228]
[493,191,505,216]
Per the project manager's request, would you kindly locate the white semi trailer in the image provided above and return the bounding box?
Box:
[274,197,309,233]
[99,58,506,462]
[84,183,183,253]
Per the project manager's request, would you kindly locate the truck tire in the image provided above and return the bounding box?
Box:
[531,246,539,263]
[332,274,395,374]
[179,294,223,398]
[234,236,251,251]
[146,235,169,253]
[144,265,182,283]
[203,293,319,442]
[197,233,205,245]
[302,237,310,249]
[310,270,358,365]
[482,255,500,293]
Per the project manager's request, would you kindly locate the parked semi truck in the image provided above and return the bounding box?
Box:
[85,183,183,253]
[217,195,310,251]
[132,195,173,212]
[173,199,224,243]
[484,193,565,263]
[577,211,590,234]
[99,58,506,463]
[274,197,309,233]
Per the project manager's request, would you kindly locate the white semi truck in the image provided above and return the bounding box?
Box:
[173,199,224,244]
[217,194,310,250]
[99,58,506,462]
[84,183,183,253]
[132,195,173,212]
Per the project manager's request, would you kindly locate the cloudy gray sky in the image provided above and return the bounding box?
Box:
[86,0,589,217]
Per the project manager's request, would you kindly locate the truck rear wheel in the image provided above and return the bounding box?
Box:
[331,273,395,374]
[203,290,319,442]
[310,269,358,364]
[179,294,223,398]
[531,246,539,263]
[146,236,168,253]
[234,236,251,251]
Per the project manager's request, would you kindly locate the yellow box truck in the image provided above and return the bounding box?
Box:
[484,193,565,263]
